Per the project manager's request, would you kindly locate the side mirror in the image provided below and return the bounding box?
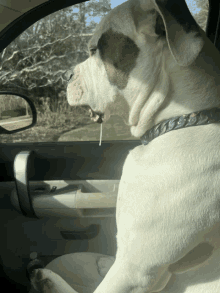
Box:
[0,92,37,134]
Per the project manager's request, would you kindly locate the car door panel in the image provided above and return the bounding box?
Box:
[0,140,140,286]
[0,200,117,287]
[11,179,119,218]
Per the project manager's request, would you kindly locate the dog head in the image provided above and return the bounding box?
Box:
[67,0,205,137]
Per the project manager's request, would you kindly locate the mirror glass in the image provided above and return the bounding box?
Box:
[0,94,33,131]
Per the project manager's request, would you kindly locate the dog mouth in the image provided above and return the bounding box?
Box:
[89,108,104,124]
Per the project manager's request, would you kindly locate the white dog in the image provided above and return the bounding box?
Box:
[31,0,220,292]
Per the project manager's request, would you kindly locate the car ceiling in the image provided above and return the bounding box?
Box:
[0,0,48,31]
[0,0,87,52]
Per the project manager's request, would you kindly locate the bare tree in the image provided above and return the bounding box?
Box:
[0,0,111,112]
[193,0,209,31]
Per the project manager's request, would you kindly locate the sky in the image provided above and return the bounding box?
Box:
[110,0,200,12]
[89,0,201,24]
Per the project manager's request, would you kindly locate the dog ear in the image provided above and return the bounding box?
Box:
[152,0,204,66]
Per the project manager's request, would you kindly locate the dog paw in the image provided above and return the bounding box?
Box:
[97,256,115,277]
[30,268,77,293]
[30,269,56,292]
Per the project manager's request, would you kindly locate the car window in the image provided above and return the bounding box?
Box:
[187,0,209,31]
[0,0,209,143]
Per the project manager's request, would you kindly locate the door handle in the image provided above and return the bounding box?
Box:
[60,224,99,240]
[13,150,39,218]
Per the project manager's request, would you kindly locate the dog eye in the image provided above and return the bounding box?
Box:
[68,74,73,81]
[89,48,97,56]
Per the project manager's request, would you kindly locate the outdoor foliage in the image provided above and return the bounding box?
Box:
[0,0,111,112]
[193,0,209,31]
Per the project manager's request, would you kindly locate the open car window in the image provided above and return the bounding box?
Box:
[0,0,209,143]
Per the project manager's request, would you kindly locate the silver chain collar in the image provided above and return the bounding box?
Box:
[140,107,220,146]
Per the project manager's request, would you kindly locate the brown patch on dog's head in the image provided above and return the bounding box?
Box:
[97,29,140,90]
